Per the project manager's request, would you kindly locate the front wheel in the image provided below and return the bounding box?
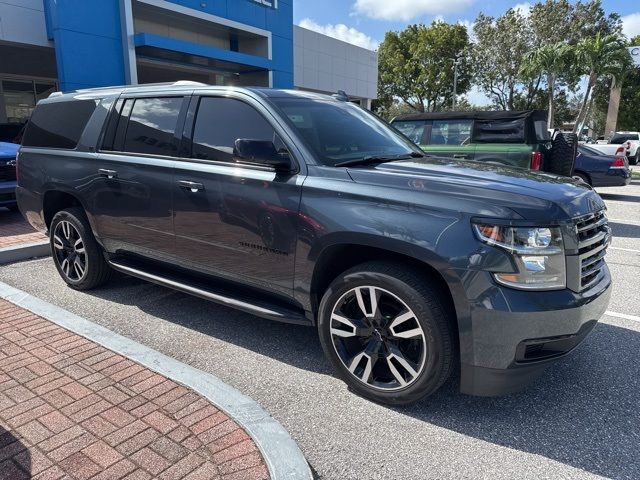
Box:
[318,262,455,405]
[50,207,112,290]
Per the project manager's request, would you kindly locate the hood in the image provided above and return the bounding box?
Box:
[0,142,19,159]
[346,157,605,222]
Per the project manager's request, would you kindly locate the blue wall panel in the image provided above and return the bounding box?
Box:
[44,0,126,91]
[45,0,294,91]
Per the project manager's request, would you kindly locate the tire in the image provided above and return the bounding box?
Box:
[549,132,578,177]
[50,207,112,290]
[630,155,638,166]
[317,261,455,406]
[572,172,591,186]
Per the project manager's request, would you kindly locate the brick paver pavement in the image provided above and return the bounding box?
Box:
[0,209,47,249]
[0,299,270,480]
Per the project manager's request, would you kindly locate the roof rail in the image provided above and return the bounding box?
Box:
[49,80,209,97]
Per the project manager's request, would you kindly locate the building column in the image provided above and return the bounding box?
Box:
[360,98,372,110]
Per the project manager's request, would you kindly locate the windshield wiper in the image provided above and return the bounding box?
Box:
[334,151,424,168]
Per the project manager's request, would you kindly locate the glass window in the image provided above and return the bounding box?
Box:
[534,120,551,141]
[610,133,639,144]
[392,120,427,145]
[192,97,278,163]
[271,98,420,166]
[430,120,473,145]
[22,99,98,149]
[2,80,35,123]
[123,97,183,156]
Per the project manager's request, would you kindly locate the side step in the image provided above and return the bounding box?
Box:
[108,259,311,326]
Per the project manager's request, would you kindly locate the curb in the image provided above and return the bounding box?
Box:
[0,240,50,265]
[0,280,312,480]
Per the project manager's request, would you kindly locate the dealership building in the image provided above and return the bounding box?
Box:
[0,0,378,125]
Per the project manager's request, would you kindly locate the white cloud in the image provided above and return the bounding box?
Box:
[513,2,532,17]
[298,18,379,50]
[621,12,640,39]
[353,0,476,22]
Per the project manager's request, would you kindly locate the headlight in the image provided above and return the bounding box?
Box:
[473,224,566,290]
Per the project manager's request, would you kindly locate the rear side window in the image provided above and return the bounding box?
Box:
[474,119,525,143]
[610,134,639,144]
[392,120,427,145]
[22,100,98,149]
[123,97,183,156]
[191,97,278,163]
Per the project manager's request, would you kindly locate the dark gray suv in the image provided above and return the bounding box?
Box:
[16,82,612,405]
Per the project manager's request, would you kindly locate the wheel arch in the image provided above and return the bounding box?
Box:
[307,236,465,343]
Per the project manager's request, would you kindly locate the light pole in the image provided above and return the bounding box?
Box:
[452,53,462,110]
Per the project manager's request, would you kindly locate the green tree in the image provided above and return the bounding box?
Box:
[593,35,640,134]
[529,0,574,46]
[520,43,573,127]
[572,32,631,133]
[472,9,538,110]
[377,21,472,113]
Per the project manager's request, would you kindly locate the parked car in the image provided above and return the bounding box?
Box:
[573,145,631,187]
[17,83,611,405]
[0,141,19,211]
[610,131,639,165]
[587,132,639,164]
[390,110,577,176]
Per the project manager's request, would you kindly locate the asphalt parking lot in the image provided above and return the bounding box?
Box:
[1,177,639,480]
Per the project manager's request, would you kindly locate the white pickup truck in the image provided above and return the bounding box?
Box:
[588,131,639,164]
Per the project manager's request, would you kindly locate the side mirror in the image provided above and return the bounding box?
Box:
[233,139,293,173]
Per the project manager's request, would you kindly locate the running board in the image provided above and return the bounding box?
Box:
[108,259,311,326]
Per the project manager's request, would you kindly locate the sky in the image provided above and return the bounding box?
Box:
[293,0,640,105]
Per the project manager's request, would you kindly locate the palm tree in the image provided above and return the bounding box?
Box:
[572,33,631,134]
[520,43,573,129]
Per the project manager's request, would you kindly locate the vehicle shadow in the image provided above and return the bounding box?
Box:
[609,221,640,239]
[85,278,639,479]
[599,192,640,204]
[85,274,332,375]
[0,426,30,478]
[399,322,640,480]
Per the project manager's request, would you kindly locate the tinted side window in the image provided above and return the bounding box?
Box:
[22,100,98,149]
[192,97,277,163]
[123,97,183,156]
[610,134,639,144]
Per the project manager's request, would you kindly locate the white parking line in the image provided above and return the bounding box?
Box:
[609,246,640,253]
[605,311,640,323]
[607,218,640,226]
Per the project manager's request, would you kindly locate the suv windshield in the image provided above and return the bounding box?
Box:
[271,98,421,166]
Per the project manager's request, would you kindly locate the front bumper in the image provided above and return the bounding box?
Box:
[458,266,612,396]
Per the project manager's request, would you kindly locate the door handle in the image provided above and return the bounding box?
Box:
[179,180,204,192]
[452,154,468,159]
[98,168,118,179]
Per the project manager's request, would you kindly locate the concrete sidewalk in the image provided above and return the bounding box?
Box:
[0,299,270,480]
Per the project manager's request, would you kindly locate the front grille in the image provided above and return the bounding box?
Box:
[0,164,16,182]
[575,210,609,290]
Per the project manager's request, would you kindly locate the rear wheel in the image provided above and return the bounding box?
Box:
[318,262,455,405]
[549,132,578,177]
[50,207,112,290]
